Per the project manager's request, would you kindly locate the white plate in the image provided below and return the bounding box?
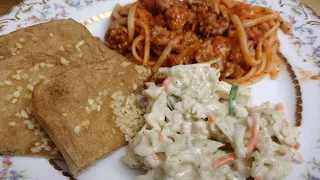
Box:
[0,0,319,179]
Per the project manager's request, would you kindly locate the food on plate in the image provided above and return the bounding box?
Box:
[105,0,291,86]
[32,58,151,175]
[121,61,302,179]
[0,19,109,62]
[0,18,140,159]
[0,54,65,158]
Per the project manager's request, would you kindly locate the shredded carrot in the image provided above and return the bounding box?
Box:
[210,152,237,171]
[158,133,163,142]
[208,114,216,123]
[276,103,284,111]
[245,114,260,153]
[284,120,289,127]
[210,113,260,172]
[163,78,171,91]
[293,142,300,150]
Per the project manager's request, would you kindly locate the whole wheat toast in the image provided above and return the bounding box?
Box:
[32,58,151,175]
[0,19,107,63]
[0,19,135,159]
[0,54,67,159]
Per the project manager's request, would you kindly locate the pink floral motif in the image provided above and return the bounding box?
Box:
[0,156,26,180]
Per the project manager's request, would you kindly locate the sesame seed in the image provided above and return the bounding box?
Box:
[27,84,34,91]
[35,142,40,146]
[45,146,52,151]
[120,61,131,67]
[13,91,20,97]
[39,63,46,68]
[74,125,81,134]
[60,57,69,66]
[19,38,25,43]
[88,99,94,105]
[26,106,32,114]
[10,47,17,53]
[17,86,23,92]
[81,120,90,128]
[120,82,124,86]
[50,33,53,37]
[132,83,137,90]
[59,46,65,51]
[91,103,98,110]
[11,99,18,104]
[31,64,39,71]
[30,147,39,153]
[23,120,30,124]
[0,56,4,59]
[97,105,101,112]
[15,112,21,118]
[32,80,38,86]
[4,80,12,86]
[85,107,91,114]
[11,74,21,80]
[16,42,22,49]
[21,74,29,79]
[62,113,68,117]
[46,64,55,68]
[8,121,16,126]
[40,144,45,148]
[21,110,28,118]
[66,44,72,48]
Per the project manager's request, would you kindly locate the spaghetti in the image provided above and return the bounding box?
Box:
[105,0,291,86]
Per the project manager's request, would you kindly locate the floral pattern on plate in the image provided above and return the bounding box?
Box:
[0,156,26,180]
[0,0,319,179]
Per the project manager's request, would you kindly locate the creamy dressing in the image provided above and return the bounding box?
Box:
[121,62,302,180]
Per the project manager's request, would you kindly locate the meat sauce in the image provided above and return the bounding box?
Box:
[106,0,254,80]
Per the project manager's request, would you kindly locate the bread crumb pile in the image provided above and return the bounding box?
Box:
[110,91,145,140]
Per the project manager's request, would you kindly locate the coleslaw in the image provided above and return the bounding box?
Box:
[121,61,302,180]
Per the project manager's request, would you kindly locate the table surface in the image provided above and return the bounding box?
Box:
[0,0,319,16]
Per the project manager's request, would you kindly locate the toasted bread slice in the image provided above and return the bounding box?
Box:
[0,19,135,159]
[32,58,151,174]
[0,54,68,159]
[0,19,108,63]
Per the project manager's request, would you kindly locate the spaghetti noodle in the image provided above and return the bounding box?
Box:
[105,0,291,86]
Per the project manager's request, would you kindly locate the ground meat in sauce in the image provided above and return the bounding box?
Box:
[195,36,231,63]
[165,6,188,32]
[173,31,200,52]
[105,0,261,80]
[198,11,230,37]
[151,26,175,47]
[105,24,129,54]
[156,0,186,13]
[229,39,255,65]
